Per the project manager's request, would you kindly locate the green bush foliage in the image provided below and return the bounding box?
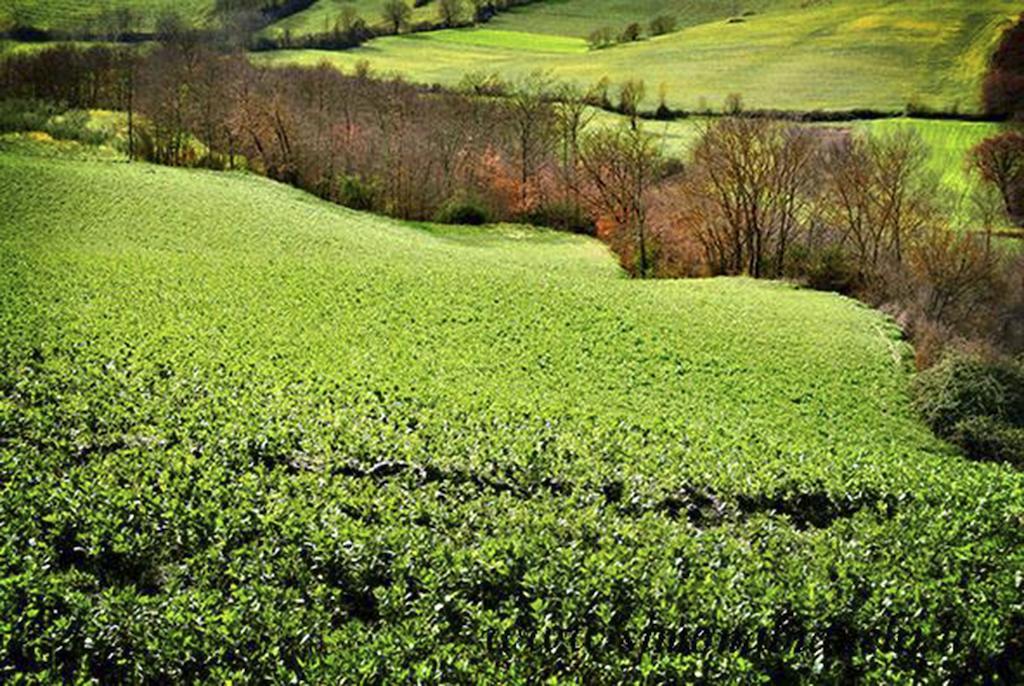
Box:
[1,149,1024,682]
[521,200,593,234]
[433,196,491,225]
[913,351,1024,466]
[0,99,108,146]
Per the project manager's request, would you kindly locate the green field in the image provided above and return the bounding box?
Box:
[263,0,1017,112]
[855,119,1006,222]
[2,140,1023,680]
[488,0,801,36]
[0,0,213,31]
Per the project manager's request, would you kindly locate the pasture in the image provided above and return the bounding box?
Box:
[1,140,1023,681]
[263,0,1016,112]
[487,0,804,36]
[0,0,213,31]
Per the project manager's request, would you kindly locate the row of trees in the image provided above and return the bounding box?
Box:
[586,15,677,50]
[2,41,1021,361]
[379,0,543,34]
[0,41,662,247]
[1,0,311,40]
[259,0,547,51]
[653,119,1023,362]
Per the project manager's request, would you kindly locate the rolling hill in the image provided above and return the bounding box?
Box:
[263,0,1018,112]
[2,139,1022,680]
[0,0,214,31]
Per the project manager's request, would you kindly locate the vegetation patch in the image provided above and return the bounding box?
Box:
[913,351,1024,467]
[1,145,1023,681]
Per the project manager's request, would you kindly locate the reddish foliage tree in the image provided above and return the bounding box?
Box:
[983,13,1024,118]
[968,131,1024,225]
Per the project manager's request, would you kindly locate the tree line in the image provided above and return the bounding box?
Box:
[2,38,1022,370]
[1,0,546,50]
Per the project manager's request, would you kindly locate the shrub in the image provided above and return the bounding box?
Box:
[586,27,615,50]
[913,351,1024,465]
[785,244,860,294]
[458,71,508,96]
[648,15,677,36]
[521,200,593,234]
[337,174,378,211]
[618,22,642,43]
[0,98,56,133]
[0,99,109,146]
[953,415,1024,466]
[434,197,491,225]
[45,110,107,145]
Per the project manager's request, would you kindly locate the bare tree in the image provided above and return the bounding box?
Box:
[504,72,557,211]
[578,122,665,276]
[618,79,645,127]
[968,131,1024,225]
[114,47,139,161]
[908,227,1001,326]
[819,127,934,282]
[553,84,595,206]
[682,118,819,278]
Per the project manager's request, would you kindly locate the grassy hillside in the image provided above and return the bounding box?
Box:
[2,142,1023,680]
[0,0,213,31]
[263,0,1017,111]
[488,0,801,36]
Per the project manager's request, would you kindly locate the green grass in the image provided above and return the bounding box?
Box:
[1,0,213,31]
[2,140,1023,681]
[488,0,801,37]
[854,119,1007,225]
[262,0,1017,112]
[855,119,1001,194]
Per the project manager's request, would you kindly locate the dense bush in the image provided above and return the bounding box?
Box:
[0,98,109,146]
[913,351,1024,466]
[648,15,677,36]
[434,197,491,225]
[586,27,616,50]
[521,200,594,234]
[618,22,642,43]
[983,12,1024,118]
[784,244,860,294]
[336,174,378,211]
[0,98,56,133]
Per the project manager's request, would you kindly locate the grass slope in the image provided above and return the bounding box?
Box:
[1,0,213,31]
[487,0,802,36]
[263,0,1017,111]
[2,145,1023,680]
